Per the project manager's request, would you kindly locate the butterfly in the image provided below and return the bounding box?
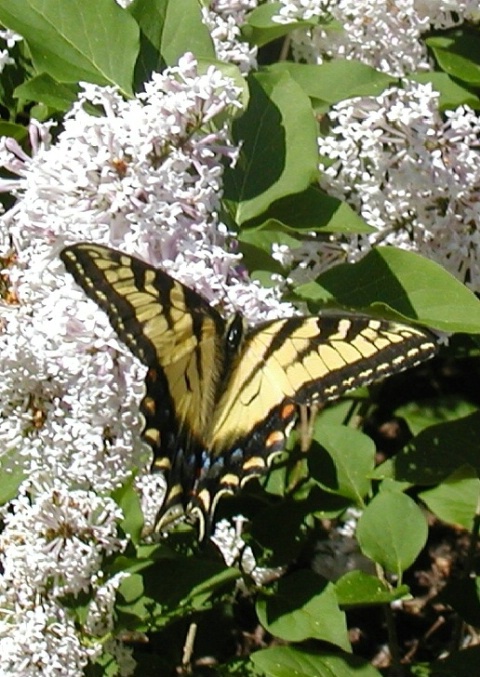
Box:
[60,243,437,539]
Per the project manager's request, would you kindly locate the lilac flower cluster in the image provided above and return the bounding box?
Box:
[274,0,480,77]
[317,81,480,289]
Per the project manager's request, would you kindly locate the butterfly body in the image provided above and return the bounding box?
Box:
[61,244,438,538]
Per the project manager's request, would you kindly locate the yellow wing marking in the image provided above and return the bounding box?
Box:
[61,243,223,445]
[209,317,435,453]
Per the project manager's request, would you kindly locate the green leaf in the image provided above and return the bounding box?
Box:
[237,227,300,277]
[356,492,428,578]
[256,571,349,648]
[0,41,30,116]
[15,74,78,112]
[383,411,480,485]
[309,423,375,502]
[129,0,214,85]
[419,465,480,530]
[296,246,480,332]
[238,225,301,257]
[335,571,410,607]
[206,657,263,677]
[225,70,319,224]
[251,646,382,677]
[116,571,158,632]
[244,2,317,48]
[0,121,28,141]
[143,553,239,614]
[111,475,144,544]
[238,240,287,278]
[314,399,360,427]
[90,649,123,677]
[427,29,480,86]
[245,186,374,234]
[377,478,412,494]
[0,0,139,96]
[395,395,478,436]
[411,71,480,111]
[307,484,354,519]
[268,60,396,104]
[117,553,239,631]
[0,449,27,505]
[251,499,310,565]
[117,569,145,604]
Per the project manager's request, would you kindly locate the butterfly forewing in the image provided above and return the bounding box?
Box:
[60,244,225,463]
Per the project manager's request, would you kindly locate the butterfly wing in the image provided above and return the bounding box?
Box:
[192,314,437,517]
[61,245,438,540]
[60,243,226,517]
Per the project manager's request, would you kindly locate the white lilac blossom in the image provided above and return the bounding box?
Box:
[314,80,480,290]
[0,485,126,676]
[212,517,286,585]
[0,484,126,597]
[274,0,480,77]
[201,0,258,74]
[271,242,295,267]
[0,28,23,49]
[85,573,130,636]
[0,600,98,677]
[135,473,169,533]
[0,287,148,491]
[0,28,21,77]
[275,0,333,22]
[336,506,363,538]
[0,48,14,73]
[101,640,137,677]
[289,239,347,283]
[0,54,289,320]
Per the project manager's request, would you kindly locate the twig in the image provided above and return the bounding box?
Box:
[180,622,197,675]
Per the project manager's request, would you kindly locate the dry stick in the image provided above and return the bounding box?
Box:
[403,616,447,663]
[180,622,198,675]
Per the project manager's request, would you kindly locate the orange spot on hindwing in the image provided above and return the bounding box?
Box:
[281,403,296,420]
[265,430,285,449]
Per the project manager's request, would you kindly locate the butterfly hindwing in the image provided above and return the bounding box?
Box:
[194,314,437,505]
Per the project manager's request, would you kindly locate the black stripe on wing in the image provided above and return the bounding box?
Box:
[60,244,222,515]
[61,244,224,365]
[61,245,180,455]
[242,314,437,408]
[191,314,438,527]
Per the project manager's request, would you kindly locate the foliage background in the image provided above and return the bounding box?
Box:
[1,1,480,676]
